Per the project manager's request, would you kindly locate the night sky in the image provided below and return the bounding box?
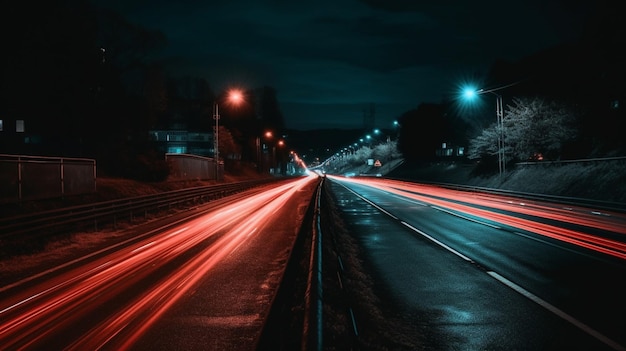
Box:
[91,0,594,130]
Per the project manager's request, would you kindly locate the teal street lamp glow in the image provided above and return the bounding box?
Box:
[461,85,506,177]
[462,87,478,100]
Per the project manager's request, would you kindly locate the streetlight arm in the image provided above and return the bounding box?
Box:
[478,89,501,98]
[476,80,521,95]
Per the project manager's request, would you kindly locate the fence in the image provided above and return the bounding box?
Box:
[516,156,626,166]
[165,153,223,181]
[0,154,96,203]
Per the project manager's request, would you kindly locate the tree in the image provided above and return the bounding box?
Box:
[467,126,500,160]
[218,126,241,162]
[468,97,578,162]
[373,141,400,162]
[504,97,577,161]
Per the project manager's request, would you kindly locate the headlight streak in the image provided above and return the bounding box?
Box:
[329,176,626,260]
[0,176,318,350]
[68,175,317,350]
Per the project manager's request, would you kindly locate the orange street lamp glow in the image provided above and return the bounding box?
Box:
[228,89,244,104]
[214,87,245,181]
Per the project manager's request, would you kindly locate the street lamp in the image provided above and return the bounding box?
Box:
[274,139,285,174]
[213,102,220,180]
[462,86,507,177]
[256,130,275,173]
[213,89,244,180]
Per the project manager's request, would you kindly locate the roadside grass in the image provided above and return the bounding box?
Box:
[388,160,626,204]
[0,229,130,281]
[0,164,271,279]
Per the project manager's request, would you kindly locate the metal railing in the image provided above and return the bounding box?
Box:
[0,178,286,245]
[386,177,626,214]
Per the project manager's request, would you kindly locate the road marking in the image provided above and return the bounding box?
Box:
[338,183,399,220]
[400,221,474,263]
[431,206,502,229]
[487,271,625,351]
[334,178,625,350]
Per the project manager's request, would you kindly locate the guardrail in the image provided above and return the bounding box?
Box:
[516,156,626,166]
[387,177,626,214]
[0,178,286,250]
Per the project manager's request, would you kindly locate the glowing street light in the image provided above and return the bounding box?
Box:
[214,89,244,180]
[462,85,507,177]
[256,130,276,173]
[229,89,243,104]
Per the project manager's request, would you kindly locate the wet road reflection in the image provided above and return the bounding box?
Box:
[327,175,625,350]
[331,176,626,259]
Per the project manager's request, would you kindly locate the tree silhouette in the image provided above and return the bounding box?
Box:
[468,97,577,162]
[504,97,577,161]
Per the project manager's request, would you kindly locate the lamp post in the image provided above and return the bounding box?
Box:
[495,92,505,176]
[462,86,509,177]
[213,102,220,180]
[213,89,244,181]
[481,90,506,177]
[255,131,275,174]
[274,139,285,174]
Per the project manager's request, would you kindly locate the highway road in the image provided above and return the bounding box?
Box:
[0,175,320,350]
[1,173,625,350]
[324,175,626,350]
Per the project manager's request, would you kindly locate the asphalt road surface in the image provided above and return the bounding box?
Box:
[2,174,624,350]
[324,175,625,350]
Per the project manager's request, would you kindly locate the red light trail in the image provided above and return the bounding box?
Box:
[329,176,626,260]
[0,175,318,350]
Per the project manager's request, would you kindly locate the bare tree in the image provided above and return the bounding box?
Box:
[468,97,577,162]
[373,141,400,162]
[504,97,578,161]
[467,126,500,160]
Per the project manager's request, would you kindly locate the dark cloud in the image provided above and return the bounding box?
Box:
[92,0,593,130]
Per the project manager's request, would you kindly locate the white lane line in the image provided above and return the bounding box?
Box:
[431,206,502,229]
[338,179,625,351]
[487,271,625,351]
[401,211,624,351]
[339,183,399,220]
[400,221,474,263]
